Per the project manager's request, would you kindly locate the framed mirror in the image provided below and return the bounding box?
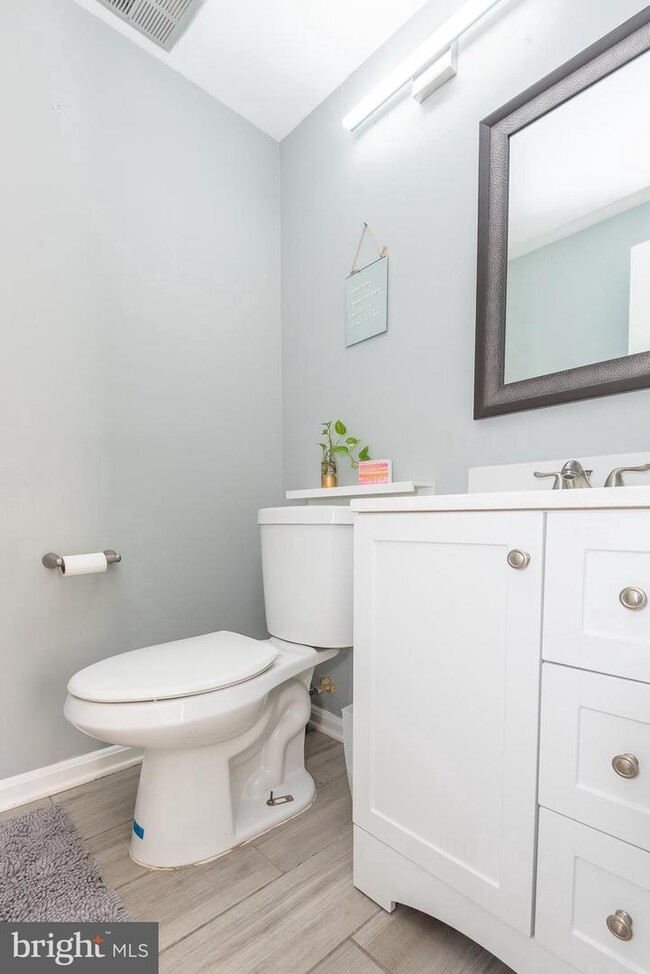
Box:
[474,7,650,418]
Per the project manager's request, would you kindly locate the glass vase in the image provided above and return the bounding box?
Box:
[321,457,338,488]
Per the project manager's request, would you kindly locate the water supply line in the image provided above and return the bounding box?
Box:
[309,675,336,697]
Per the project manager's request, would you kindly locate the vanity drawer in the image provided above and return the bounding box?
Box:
[539,664,650,851]
[543,511,650,683]
[536,809,650,974]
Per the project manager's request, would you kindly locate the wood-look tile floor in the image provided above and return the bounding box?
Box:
[5,732,514,974]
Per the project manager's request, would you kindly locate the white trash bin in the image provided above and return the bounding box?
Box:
[342,704,353,792]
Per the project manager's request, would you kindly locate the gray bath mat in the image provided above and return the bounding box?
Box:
[0,803,129,921]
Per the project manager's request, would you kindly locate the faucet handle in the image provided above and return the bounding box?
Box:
[534,470,563,490]
[604,463,650,488]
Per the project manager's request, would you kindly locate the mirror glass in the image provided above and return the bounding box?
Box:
[504,49,650,384]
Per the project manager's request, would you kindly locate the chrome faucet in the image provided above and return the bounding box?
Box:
[534,460,592,490]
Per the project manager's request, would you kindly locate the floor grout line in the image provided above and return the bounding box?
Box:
[248,844,289,875]
[157,869,289,955]
[303,935,356,974]
[113,875,145,892]
[300,912,386,974]
[353,938,394,974]
[61,815,136,843]
[348,908,383,942]
[252,815,351,874]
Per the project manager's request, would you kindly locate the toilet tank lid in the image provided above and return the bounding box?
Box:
[67,631,278,703]
[258,506,353,525]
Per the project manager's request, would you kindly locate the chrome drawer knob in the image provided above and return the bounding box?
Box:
[612,753,640,779]
[507,549,531,570]
[606,910,634,942]
[619,587,648,610]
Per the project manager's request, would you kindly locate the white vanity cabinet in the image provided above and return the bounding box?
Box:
[352,492,650,974]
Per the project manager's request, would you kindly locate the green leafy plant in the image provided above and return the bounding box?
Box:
[319,420,371,486]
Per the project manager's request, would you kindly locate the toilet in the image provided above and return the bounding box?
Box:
[64,505,353,869]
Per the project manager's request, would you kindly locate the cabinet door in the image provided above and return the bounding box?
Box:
[353,511,544,935]
[544,511,650,683]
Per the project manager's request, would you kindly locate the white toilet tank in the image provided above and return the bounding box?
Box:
[258,506,353,648]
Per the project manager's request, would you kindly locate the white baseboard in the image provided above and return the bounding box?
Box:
[309,704,344,742]
[0,745,143,813]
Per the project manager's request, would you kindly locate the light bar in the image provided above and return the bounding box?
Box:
[342,0,504,131]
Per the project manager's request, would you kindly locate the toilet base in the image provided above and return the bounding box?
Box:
[128,676,317,868]
[130,767,316,869]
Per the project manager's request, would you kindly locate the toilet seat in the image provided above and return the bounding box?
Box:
[67,631,278,703]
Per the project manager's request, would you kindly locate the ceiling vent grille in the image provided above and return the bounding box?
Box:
[95,0,204,51]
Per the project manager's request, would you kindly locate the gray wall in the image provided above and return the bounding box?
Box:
[506,201,650,382]
[281,0,650,715]
[0,0,282,777]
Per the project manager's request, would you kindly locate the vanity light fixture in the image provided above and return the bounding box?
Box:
[342,0,505,130]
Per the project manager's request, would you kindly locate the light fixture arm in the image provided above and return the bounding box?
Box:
[342,0,506,130]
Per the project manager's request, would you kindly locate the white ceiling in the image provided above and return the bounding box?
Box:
[508,48,650,257]
[71,0,430,141]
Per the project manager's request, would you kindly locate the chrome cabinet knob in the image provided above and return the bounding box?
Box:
[606,910,634,941]
[612,753,640,779]
[619,587,648,611]
[507,549,531,570]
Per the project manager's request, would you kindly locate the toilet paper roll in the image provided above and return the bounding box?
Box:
[61,552,108,576]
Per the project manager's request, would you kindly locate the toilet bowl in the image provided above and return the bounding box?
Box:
[64,506,352,868]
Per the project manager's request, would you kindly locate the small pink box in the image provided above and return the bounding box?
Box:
[358,460,392,485]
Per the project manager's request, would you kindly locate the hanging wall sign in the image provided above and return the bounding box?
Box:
[345,223,388,347]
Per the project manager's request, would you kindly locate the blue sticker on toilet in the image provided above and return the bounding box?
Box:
[133,819,145,839]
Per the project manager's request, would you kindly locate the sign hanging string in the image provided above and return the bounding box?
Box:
[349,222,388,275]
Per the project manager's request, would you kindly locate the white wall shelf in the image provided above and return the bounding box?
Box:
[286,481,433,501]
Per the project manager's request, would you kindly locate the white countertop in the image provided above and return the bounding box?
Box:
[351,485,650,513]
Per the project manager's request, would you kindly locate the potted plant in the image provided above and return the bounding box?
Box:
[320,420,371,488]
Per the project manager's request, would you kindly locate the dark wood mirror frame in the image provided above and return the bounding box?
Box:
[474,6,650,419]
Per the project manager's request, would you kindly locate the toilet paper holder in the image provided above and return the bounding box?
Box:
[42,550,122,571]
